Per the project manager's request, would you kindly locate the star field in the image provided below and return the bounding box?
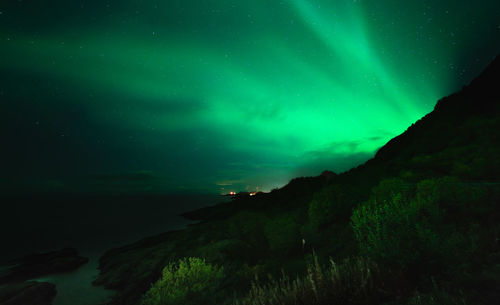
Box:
[1,0,499,193]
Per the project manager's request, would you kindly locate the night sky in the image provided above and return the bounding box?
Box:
[1,1,499,194]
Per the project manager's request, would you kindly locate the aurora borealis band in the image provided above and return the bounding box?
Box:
[1,1,499,194]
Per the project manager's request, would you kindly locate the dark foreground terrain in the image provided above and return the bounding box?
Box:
[0,248,88,305]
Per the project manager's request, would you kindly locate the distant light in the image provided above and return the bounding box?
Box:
[229,191,236,195]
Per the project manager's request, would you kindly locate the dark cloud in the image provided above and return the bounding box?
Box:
[121,97,206,116]
[297,137,387,175]
[241,102,286,122]
[294,151,374,177]
[88,171,159,182]
[81,171,174,194]
[303,138,379,158]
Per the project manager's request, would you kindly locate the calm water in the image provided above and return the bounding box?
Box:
[0,193,226,305]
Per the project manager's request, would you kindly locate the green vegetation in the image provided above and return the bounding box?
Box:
[103,175,499,305]
[132,175,499,305]
[308,184,359,229]
[234,256,381,305]
[351,177,478,270]
[264,213,301,255]
[141,257,224,305]
[406,289,468,305]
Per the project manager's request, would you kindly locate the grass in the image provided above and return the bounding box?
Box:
[234,255,384,305]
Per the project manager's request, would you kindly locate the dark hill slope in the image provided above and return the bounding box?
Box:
[375,54,499,163]
[185,55,500,223]
[339,54,500,186]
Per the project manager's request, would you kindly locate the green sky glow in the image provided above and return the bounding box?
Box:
[1,0,499,193]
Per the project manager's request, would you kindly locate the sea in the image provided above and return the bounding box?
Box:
[0,193,227,305]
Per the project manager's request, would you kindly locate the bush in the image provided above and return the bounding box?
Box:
[226,211,270,260]
[264,214,301,255]
[197,239,250,263]
[351,192,434,267]
[308,184,359,229]
[141,257,224,305]
[416,176,460,207]
[416,176,488,217]
[351,177,479,272]
[370,178,413,203]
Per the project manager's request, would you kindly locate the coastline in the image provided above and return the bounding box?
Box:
[1,193,228,305]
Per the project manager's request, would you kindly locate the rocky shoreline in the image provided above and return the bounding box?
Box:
[0,248,88,305]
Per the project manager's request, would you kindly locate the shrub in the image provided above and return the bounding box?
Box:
[308,184,359,229]
[227,211,269,259]
[351,192,433,267]
[351,177,479,273]
[141,257,224,305]
[264,214,301,255]
[416,176,487,217]
[197,239,250,263]
[370,178,413,203]
[416,176,460,206]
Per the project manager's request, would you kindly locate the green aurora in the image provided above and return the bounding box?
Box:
[1,0,499,193]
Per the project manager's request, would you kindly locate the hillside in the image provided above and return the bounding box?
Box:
[94,55,500,305]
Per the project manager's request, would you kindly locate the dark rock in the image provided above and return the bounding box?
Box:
[0,248,88,284]
[0,281,56,305]
[320,170,337,180]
